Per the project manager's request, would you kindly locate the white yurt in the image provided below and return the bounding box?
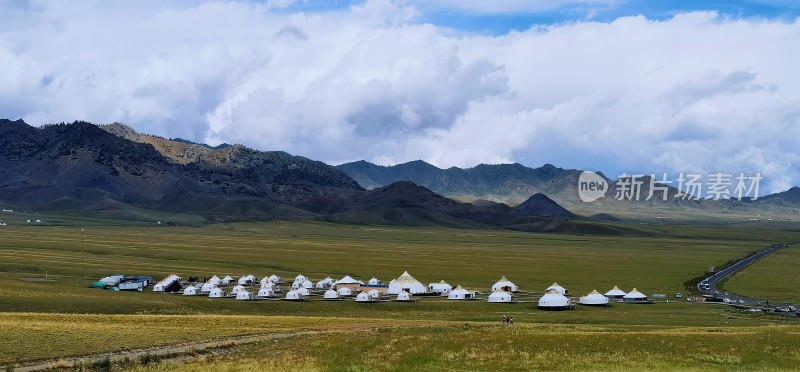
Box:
[538,289,572,310]
[335,275,363,287]
[285,290,304,301]
[208,288,225,298]
[231,285,245,295]
[580,290,610,306]
[623,288,650,303]
[323,289,340,299]
[222,275,234,285]
[492,276,518,292]
[236,290,253,301]
[257,287,275,298]
[368,277,382,286]
[183,285,199,296]
[338,287,353,297]
[546,282,569,296]
[246,274,257,282]
[429,280,453,296]
[261,281,275,290]
[316,277,335,289]
[487,291,514,303]
[238,276,252,286]
[388,271,428,295]
[269,274,281,283]
[208,275,221,285]
[201,281,216,294]
[605,286,627,300]
[301,280,314,289]
[396,291,413,302]
[296,287,310,297]
[295,274,307,283]
[368,289,381,299]
[355,291,375,302]
[447,285,475,300]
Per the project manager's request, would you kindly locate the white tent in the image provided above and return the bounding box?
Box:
[236,290,253,300]
[605,286,627,299]
[538,289,571,310]
[208,288,225,298]
[291,281,303,289]
[296,287,310,296]
[429,280,453,296]
[285,289,305,301]
[396,291,413,302]
[447,285,475,300]
[238,276,252,286]
[368,289,381,299]
[368,277,382,286]
[487,291,514,303]
[323,289,340,299]
[231,285,245,295]
[316,277,335,289]
[208,275,221,285]
[492,276,518,292]
[268,274,281,283]
[221,275,234,285]
[388,271,428,295]
[183,285,199,296]
[355,291,376,302]
[257,287,275,298]
[623,288,649,303]
[335,275,363,286]
[295,274,307,283]
[580,290,610,306]
[260,281,275,291]
[337,287,353,297]
[546,282,568,296]
[301,280,314,289]
[201,282,216,294]
[245,274,257,282]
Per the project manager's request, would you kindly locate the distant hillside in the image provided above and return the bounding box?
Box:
[515,193,576,219]
[0,119,580,231]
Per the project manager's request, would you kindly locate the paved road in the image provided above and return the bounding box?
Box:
[698,243,796,312]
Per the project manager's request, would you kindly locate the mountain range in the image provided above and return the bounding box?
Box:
[0,119,582,231]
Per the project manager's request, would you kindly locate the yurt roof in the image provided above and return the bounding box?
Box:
[623,288,647,298]
[337,275,362,284]
[538,290,570,306]
[547,282,565,289]
[395,271,422,285]
[605,286,627,296]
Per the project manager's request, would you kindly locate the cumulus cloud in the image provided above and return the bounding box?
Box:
[0,1,798,193]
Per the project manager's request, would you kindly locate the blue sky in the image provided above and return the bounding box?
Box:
[269,0,800,33]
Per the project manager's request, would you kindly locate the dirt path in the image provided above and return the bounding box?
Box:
[12,330,319,371]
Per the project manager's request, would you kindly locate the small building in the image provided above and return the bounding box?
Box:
[323,289,340,299]
[208,275,221,286]
[429,280,453,296]
[335,275,364,291]
[231,285,245,295]
[238,276,253,286]
[316,277,335,289]
[236,289,253,300]
[100,275,125,286]
[396,291,414,302]
[295,274,307,283]
[284,289,307,301]
[447,285,475,300]
[183,285,200,296]
[604,286,627,300]
[368,289,382,299]
[579,290,610,306]
[388,271,428,295]
[623,288,652,304]
[257,287,275,298]
[487,291,514,303]
[337,287,353,297]
[208,288,225,298]
[301,280,314,289]
[201,281,216,294]
[355,291,377,303]
[118,280,147,291]
[492,276,518,293]
[368,277,382,286]
[296,287,310,297]
[268,274,282,283]
[221,275,234,285]
[546,282,568,296]
[538,289,572,310]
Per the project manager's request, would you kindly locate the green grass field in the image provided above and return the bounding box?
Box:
[1,220,799,369]
[723,244,800,305]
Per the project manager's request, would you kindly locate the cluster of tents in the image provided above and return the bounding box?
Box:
[120,272,655,309]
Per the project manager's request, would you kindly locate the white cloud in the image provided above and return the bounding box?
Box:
[0,1,799,193]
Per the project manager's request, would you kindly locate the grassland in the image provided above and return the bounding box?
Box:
[723,243,800,305]
[1,219,800,369]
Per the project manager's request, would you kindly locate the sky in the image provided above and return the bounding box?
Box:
[1,0,799,193]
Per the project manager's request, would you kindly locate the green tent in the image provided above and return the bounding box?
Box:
[91,281,106,288]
